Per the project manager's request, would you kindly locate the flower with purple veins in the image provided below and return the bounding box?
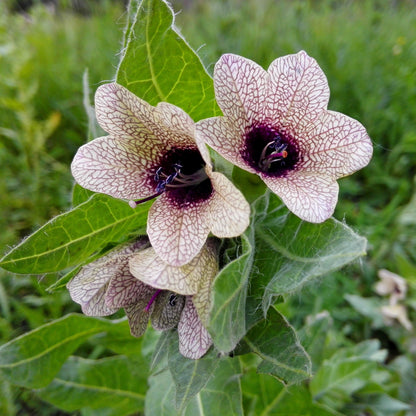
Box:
[196,51,373,223]
[71,83,250,266]
[129,238,218,358]
[67,238,216,359]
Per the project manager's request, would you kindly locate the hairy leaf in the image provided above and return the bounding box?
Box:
[0,314,119,388]
[116,0,219,121]
[251,192,367,311]
[208,232,253,353]
[237,308,312,385]
[36,356,147,416]
[0,194,150,274]
[168,335,219,412]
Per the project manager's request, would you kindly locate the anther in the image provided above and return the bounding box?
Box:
[154,167,163,182]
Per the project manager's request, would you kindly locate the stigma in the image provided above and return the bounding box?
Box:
[259,135,289,171]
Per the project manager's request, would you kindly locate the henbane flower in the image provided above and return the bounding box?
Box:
[129,238,219,359]
[71,83,250,266]
[67,238,217,359]
[196,51,373,223]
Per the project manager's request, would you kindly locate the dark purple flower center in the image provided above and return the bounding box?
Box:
[130,147,212,209]
[242,124,299,177]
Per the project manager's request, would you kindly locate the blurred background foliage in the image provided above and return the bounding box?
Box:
[0,0,415,414]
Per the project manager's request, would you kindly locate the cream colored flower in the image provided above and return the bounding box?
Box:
[129,238,219,359]
[196,51,373,223]
[375,268,407,303]
[67,239,218,359]
[71,83,250,266]
[381,304,413,331]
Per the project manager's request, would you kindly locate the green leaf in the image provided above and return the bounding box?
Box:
[183,357,243,416]
[0,314,119,389]
[0,194,150,274]
[208,232,254,353]
[91,319,144,357]
[237,307,312,385]
[252,192,367,309]
[168,335,219,412]
[145,369,177,416]
[241,370,342,416]
[36,356,147,416]
[0,375,16,416]
[146,353,242,416]
[116,0,219,121]
[344,294,385,328]
[72,183,95,206]
[310,342,385,410]
[298,312,332,371]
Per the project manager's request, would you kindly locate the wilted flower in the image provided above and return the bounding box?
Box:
[196,51,373,223]
[71,83,249,266]
[67,238,217,359]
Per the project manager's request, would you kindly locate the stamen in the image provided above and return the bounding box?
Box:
[258,135,289,172]
[145,289,162,312]
[154,167,163,182]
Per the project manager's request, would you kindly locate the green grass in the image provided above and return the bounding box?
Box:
[1,0,415,414]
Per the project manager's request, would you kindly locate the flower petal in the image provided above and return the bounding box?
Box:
[71,135,158,200]
[191,242,218,326]
[124,301,152,337]
[178,297,213,359]
[266,50,330,133]
[129,243,216,295]
[298,110,373,178]
[67,240,148,315]
[214,53,269,130]
[262,172,339,223]
[157,101,214,168]
[105,271,155,308]
[147,193,211,266]
[81,283,118,316]
[195,117,256,174]
[155,102,196,147]
[95,83,165,146]
[208,172,250,237]
[151,291,186,331]
[67,256,123,316]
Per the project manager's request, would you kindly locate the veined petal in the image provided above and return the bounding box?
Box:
[67,255,124,316]
[195,117,256,174]
[67,240,148,315]
[151,291,186,331]
[208,172,250,237]
[81,283,118,316]
[129,243,216,295]
[266,51,330,133]
[124,301,152,337]
[155,102,196,148]
[147,193,211,266]
[191,241,218,326]
[263,172,339,223]
[298,110,373,178]
[178,297,213,359]
[105,271,155,308]
[71,135,158,200]
[214,53,269,130]
[95,83,165,146]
